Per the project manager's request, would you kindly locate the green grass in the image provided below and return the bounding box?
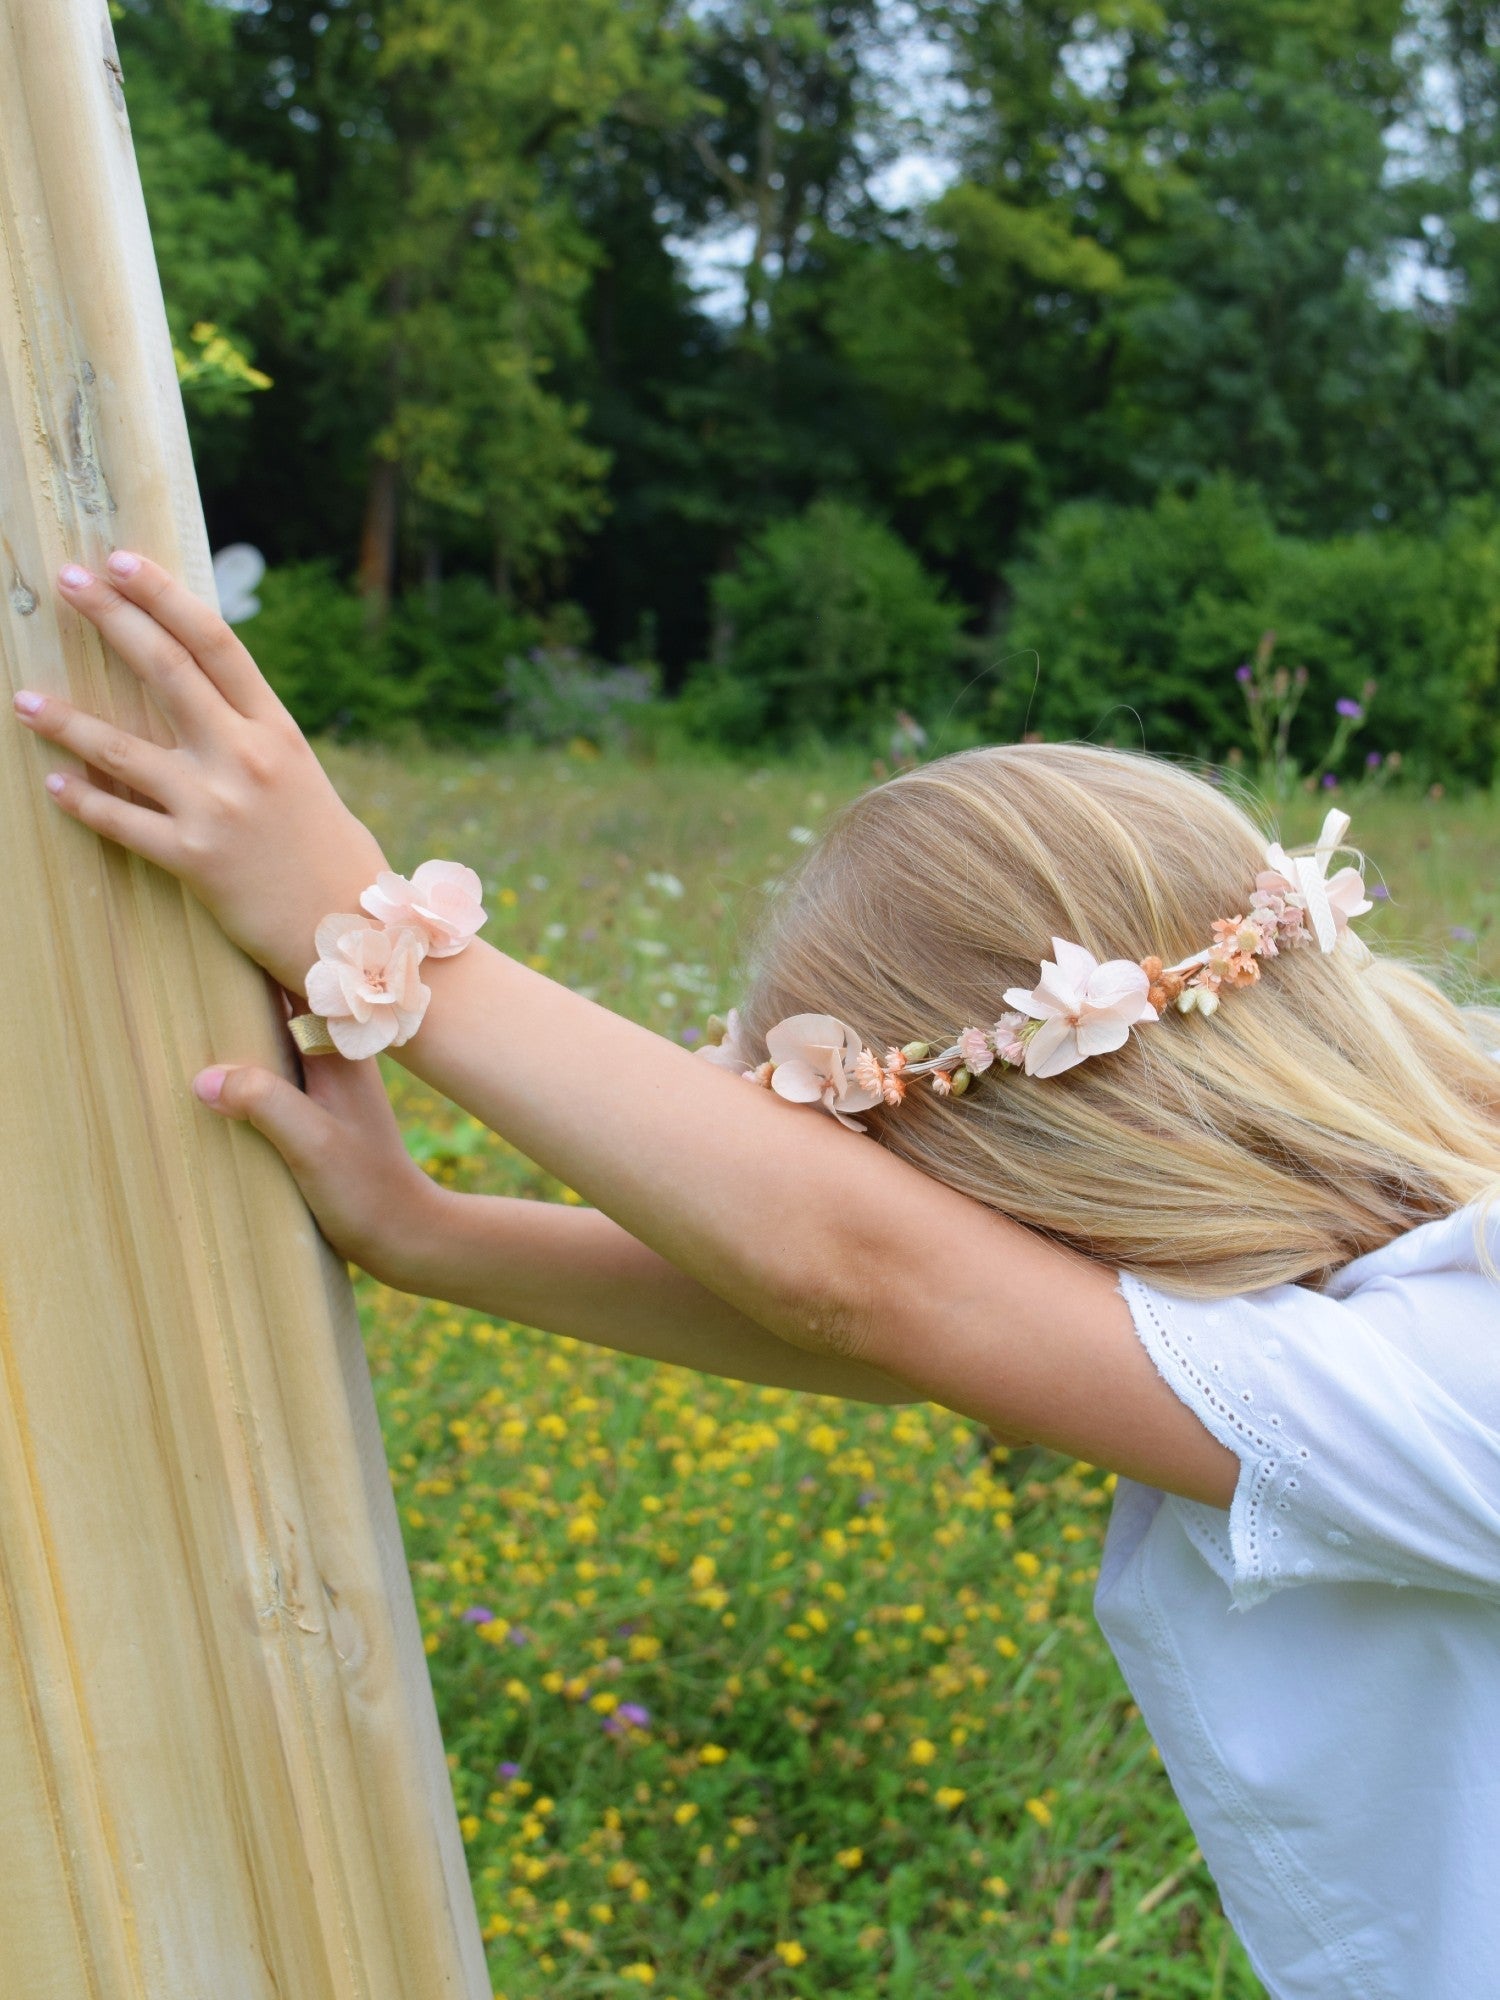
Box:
[323,742,1499,1999]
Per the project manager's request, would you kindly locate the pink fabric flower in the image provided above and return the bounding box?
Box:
[765,1013,884,1131]
[1263,809,1371,951]
[1324,866,1373,934]
[958,1027,995,1075]
[304,916,431,1059]
[1003,938,1158,1078]
[361,859,486,957]
[698,1007,755,1074]
[991,1011,1028,1067]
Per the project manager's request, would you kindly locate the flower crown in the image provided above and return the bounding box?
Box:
[699,807,1373,1133]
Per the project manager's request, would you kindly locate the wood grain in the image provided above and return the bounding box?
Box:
[0,3,489,1992]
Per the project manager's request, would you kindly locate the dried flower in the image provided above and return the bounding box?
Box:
[766,1014,884,1131]
[361,859,486,957]
[958,1027,995,1075]
[1003,939,1158,1078]
[304,916,430,1059]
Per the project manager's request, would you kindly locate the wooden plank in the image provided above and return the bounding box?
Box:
[0,4,489,1993]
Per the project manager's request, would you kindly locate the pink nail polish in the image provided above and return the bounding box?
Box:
[107,550,141,578]
[13,690,43,715]
[193,1067,227,1105]
[44,773,65,795]
[59,564,93,589]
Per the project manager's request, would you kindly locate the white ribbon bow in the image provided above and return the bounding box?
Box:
[1264,807,1356,953]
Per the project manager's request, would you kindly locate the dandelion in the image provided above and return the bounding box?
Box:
[698,1743,729,1765]
[775,1941,808,1966]
[836,1847,864,1869]
[909,1738,937,1765]
[935,1787,967,1811]
[1024,1797,1053,1828]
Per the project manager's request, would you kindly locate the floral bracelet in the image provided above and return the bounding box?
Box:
[288,860,486,1060]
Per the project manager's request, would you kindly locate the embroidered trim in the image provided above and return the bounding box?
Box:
[1118,1271,1297,1600]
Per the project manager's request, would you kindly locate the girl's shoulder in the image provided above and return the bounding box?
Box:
[1323,1198,1500,1302]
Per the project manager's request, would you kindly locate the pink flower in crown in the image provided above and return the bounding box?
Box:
[991,1011,1028,1067]
[304,916,431,1059]
[958,1027,995,1075]
[698,1007,755,1075]
[765,1013,884,1131]
[1324,866,1373,935]
[361,860,486,957]
[1003,939,1158,1079]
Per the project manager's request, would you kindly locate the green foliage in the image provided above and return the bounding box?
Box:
[118,0,1500,768]
[685,503,964,748]
[248,562,410,739]
[1001,485,1500,782]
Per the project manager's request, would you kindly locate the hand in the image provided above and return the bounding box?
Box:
[193,1048,444,1287]
[12,552,387,993]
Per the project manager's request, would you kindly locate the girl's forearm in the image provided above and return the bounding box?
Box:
[396,941,905,1356]
[386,1190,916,1404]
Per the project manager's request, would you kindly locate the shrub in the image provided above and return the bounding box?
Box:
[244,566,645,746]
[387,577,542,739]
[999,483,1500,782]
[245,560,409,738]
[685,501,964,748]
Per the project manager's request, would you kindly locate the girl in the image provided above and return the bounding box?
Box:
[16,551,1500,1999]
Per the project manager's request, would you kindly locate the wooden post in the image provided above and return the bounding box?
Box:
[0,5,489,1994]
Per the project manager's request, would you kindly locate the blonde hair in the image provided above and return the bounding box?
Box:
[738,742,1500,1298]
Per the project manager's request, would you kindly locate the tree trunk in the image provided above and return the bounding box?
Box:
[358,271,411,622]
[0,5,488,1994]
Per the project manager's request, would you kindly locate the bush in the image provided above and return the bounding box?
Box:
[999,482,1500,781]
[387,575,543,738]
[244,566,650,746]
[684,501,964,748]
[246,560,410,738]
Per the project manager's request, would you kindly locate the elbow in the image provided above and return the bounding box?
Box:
[764,1258,879,1368]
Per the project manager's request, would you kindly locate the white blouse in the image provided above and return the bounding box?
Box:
[1096,1202,1500,1999]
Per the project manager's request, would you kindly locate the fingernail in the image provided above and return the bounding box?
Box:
[44,773,65,795]
[193,1067,227,1105]
[107,550,141,578]
[59,564,93,589]
[13,690,43,716]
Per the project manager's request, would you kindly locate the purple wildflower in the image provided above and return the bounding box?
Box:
[1335,698,1364,720]
[1451,925,1478,943]
[497,1761,523,1780]
[1370,883,1390,902]
[1365,750,1382,769]
[462,1606,495,1625]
[680,1026,703,1046]
[508,1626,531,1646]
[1320,773,1338,789]
[617,1702,651,1730]
[1235,663,1252,684]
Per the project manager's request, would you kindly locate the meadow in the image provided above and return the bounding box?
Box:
[328,741,1500,2000]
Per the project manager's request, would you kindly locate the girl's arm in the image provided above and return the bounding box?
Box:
[16,555,1233,1504]
[220,1051,921,1406]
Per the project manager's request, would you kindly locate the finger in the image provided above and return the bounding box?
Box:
[300,1045,394,1120]
[101,551,286,723]
[193,1063,336,1181]
[13,689,180,806]
[42,768,181,871]
[57,563,235,744]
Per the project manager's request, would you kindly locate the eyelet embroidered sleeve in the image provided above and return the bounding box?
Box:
[1116,1263,1500,1610]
